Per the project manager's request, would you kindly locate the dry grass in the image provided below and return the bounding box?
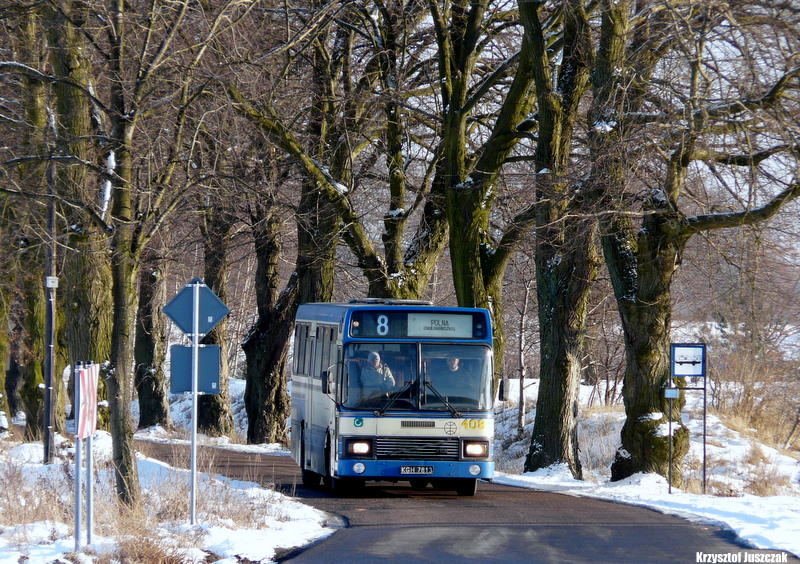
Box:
[577,405,626,481]
[707,345,800,454]
[109,537,189,564]
[745,463,793,497]
[0,457,74,533]
[581,403,625,416]
[714,410,758,439]
[680,442,795,497]
[681,452,736,496]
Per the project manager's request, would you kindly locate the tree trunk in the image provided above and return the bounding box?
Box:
[584,0,690,484]
[516,283,531,440]
[4,334,24,420]
[135,248,171,430]
[20,271,45,440]
[45,0,113,421]
[0,293,9,420]
[603,215,690,486]
[243,303,294,444]
[243,159,341,444]
[10,4,49,442]
[243,199,295,445]
[521,0,594,478]
[525,218,597,479]
[240,29,344,444]
[106,100,141,502]
[198,202,235,438]
[107,231,141,504]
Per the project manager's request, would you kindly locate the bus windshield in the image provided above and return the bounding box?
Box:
[341,343,493,412]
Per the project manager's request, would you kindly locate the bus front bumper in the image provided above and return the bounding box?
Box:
[336,459,494,480]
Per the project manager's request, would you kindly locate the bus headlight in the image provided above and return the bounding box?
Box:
[345,438,373,457]
[353,462,366,474]
[469,464,482,476]
[463,441,489,458]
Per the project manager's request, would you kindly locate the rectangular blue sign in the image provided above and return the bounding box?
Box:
[170,344,221,394]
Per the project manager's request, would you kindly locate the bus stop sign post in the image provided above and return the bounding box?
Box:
[666,343,707,495]
[164,277,229,525]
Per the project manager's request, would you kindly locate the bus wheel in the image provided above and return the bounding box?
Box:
[300,431,319,488]
[302,469,320,489]
[454,478,478,496]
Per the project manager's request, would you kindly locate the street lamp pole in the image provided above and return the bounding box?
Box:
[43,159,57,464]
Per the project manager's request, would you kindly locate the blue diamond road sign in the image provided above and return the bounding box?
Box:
[164,277,229,336]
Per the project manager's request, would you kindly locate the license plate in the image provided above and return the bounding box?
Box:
[400,465,434,475]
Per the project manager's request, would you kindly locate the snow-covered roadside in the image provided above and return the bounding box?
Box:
[495,379,800,558]
[0,433,332,563]
[496,466,800,557]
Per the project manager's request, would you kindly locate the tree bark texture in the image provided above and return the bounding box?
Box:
[525,217,598,479]
[106,89,141,502]
[20,270,45,440]
[0,293,9,419]
[198,201,235,438]
[522,0,594,478]
[135,249,171,430]
[604,216,690,485]
[107,231,142,504]
[243,201,294,445]
[45,0,113,389]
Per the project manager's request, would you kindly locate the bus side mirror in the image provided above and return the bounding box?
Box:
[321,370,333,395]
[497,377,510,402]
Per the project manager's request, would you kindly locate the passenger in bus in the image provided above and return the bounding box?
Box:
[359,351,396,398]
[436,355,476,401]
[446,356,462,373]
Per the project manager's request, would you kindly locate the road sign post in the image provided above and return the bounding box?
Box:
[164,277,229,525]
[190,281,199,526]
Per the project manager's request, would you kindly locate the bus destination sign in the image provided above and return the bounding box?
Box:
[408,313,472,338]
[349,310,485,339]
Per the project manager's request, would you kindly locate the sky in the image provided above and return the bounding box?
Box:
[1,378,799,563]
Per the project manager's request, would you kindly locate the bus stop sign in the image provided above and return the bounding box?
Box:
[671,343,706,378]
[164,277,229,336]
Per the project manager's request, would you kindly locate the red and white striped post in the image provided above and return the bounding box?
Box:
[74,362,99,551]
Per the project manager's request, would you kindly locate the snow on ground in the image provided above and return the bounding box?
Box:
[1,377,799,562]
[496,379,800,557]
[0,429,331,564]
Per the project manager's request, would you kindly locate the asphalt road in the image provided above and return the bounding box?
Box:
[137,440,796,564]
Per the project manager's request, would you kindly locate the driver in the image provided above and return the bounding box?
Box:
[360,351,395,398]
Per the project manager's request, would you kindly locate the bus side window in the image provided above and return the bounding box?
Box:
[304,326,314,375]
[314,326,325,379]
[294,324,310,375]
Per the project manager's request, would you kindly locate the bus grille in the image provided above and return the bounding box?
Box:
[401,420,435,428]
[375,437,460,460]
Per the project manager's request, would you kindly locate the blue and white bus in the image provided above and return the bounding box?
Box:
[290,299,498,496]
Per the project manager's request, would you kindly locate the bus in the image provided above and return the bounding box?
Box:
[290,299,499,496]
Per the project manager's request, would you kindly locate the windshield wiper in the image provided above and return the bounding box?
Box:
[376,380,414,416]
[424,379,461,418]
